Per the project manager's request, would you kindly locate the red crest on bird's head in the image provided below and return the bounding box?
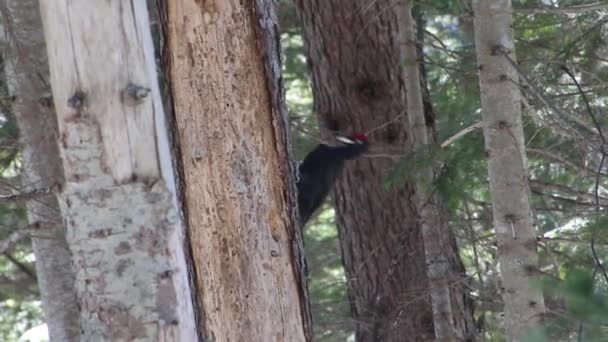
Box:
[351,132,368,143]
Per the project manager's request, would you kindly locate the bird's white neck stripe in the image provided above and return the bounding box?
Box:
[336,136,355,144]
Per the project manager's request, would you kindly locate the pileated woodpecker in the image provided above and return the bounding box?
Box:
[296,133,369,227]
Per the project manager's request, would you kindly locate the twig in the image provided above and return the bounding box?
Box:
[363,153,402,160]
[365,113,405,136]
[353,0,397,45]
[590,154,607,283]
[0,222,55,255]
[0,184,57,203]
[527,148,607,177]
[0,229,28,254]
[515,2,608,15]
[557,17,608,59]
[440,121,483,148]
[3,252,36,281]
[424,29,467,58]
[538,236,608,246]
[495,48,599,139]
[561,67,605,142]
[531,179,608,203]
[561,67,608,286]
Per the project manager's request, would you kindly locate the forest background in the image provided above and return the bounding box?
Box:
[0,0,607,341]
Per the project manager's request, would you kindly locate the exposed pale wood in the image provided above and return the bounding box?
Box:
[165,0,311,341]
[39,1,197,340]
[473,0,546,340]
[42,1,158,183]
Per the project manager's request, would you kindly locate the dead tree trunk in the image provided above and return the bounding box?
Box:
[163,0,312,341]
[39,1,197,340]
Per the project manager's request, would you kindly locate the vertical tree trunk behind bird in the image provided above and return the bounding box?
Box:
[296,0,474,340]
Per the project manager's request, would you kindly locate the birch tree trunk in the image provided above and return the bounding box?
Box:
[39,1,197,340]
[296,0,474,340]
[473,1,546,340]
[0,1,80,341]
[163,0,312,341]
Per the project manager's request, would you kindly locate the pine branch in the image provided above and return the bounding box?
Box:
[0,184,58,203]
[516,2,608,15]
[561,66,608,288]
[0,221,47,255]
[0,229,27,254]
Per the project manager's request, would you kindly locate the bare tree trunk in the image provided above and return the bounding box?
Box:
[1,1,80,340]
[39,1,197,340]
[399,1,461,340]
[473,0,546,340]
[296,0,474,340]
[163,0,312,341]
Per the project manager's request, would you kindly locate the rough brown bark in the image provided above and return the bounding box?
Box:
[296,0,474,340]
[297,0,432,340]
[39,1,197,340]
[1,1,80,340]
[473,0,546,340]
[164,0,312,341]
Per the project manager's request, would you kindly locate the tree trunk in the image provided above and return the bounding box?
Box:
[1,1,80,340]
[39,1,197,340]
[163,0,312,341]
[473,0,546,340]
[296,0,473,340]
[399,1,471,340]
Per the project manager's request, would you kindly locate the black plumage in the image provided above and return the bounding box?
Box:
[296,134,368,227]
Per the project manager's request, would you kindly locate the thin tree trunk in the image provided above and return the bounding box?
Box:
[39,1,197,340]
[0,1,80,340]
[296,0,473,340]
[163,0,312,341]
[473,0,546,340]
[399,1,460,340]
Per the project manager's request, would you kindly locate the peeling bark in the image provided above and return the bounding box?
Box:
[39,1,197,340]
